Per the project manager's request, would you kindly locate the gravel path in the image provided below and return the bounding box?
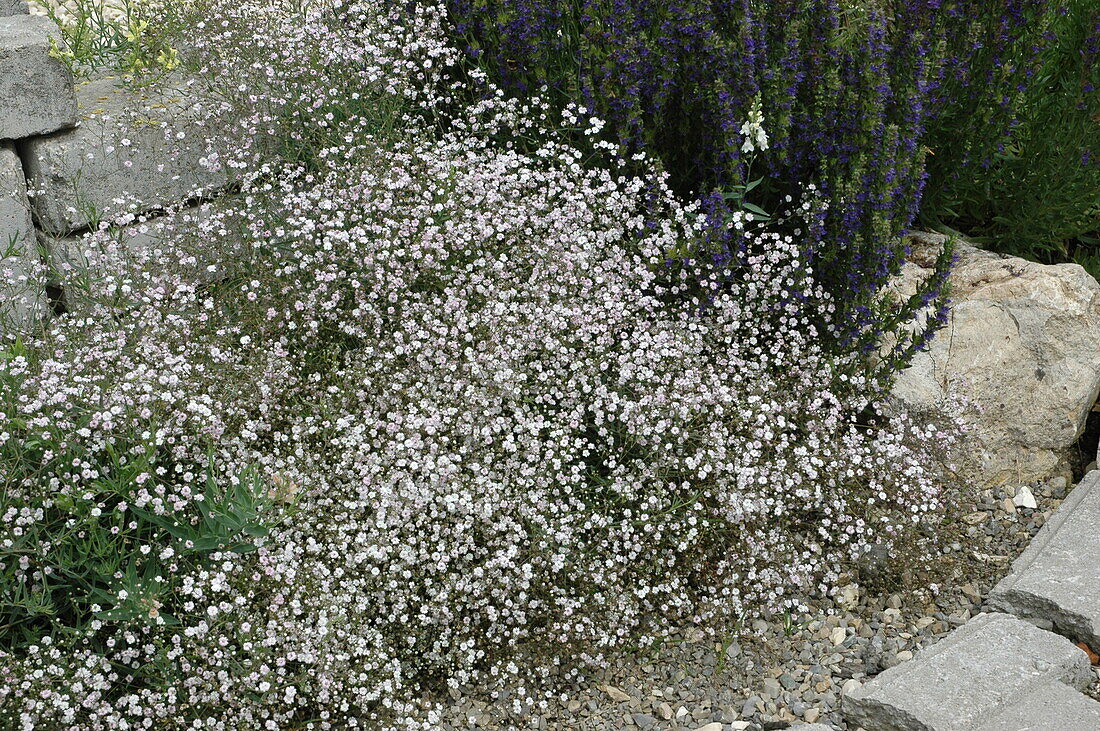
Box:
[433,471,1082,729]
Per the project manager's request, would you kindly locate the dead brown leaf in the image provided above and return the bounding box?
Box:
[1076,642,1099,665]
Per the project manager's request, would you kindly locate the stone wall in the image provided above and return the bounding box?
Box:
[0,8,232,338]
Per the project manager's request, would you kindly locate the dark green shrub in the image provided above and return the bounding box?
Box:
[920,0,1099,276]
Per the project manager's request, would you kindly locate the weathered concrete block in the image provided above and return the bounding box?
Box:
[0,144,44,335]
[0,15,77,139]
[2,0,29,16]
[841,612,1093,730]
[989,470,1100,650]
[21,76,231,235]
[42,197,250,313]
[972,679,1100,730]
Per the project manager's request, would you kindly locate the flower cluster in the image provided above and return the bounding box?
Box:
[1,1,964,728]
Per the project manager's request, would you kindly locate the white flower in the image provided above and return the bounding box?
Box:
[739,95,770,153]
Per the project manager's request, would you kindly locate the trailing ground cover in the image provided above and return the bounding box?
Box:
[0,0,972,728]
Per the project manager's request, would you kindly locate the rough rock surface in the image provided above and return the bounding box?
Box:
[0,144,44,334]
[21,75,231,234]
[0,15,78,139]
[989,469,1100,650]
[971,679,1100,731]
[41,197,250,312]
[841,612,1093,730]
[887,231,1100,487]
[2,0,29,16]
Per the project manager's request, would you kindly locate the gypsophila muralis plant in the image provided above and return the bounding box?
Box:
[1,1,967,727]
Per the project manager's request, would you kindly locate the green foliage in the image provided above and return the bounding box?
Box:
[40,0,182,79]
[0,339,285,650]
[922,0,1099,277]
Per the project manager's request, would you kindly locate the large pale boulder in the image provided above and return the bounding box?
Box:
[886,231,1100,487]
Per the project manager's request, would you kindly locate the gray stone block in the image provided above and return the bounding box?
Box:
[989,469,1100,650]
[0,144,45,335]
[0,15,77,139]
[2,0,29,16]
[972,679,1100,731]
[42,196,250,312]
[21,76,231,235]
[841,612,1093,731]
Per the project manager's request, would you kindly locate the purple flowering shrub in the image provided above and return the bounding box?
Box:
[441,0,1099,362]
[439,0,957,357]
[1,1,966,727]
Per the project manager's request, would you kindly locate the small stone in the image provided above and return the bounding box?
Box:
[1012,483,1038,507]
[691,724,723,731]
[631,713,656,728]
[656,702,673,721]
[1003,497,1017,514]
[741,695,763,717]
[804,707,822,723]
[960,583,981,603]
[837,583,861,610]
[777,708,799,722]
[886,593,903,609]
[841,679,862,696]
[972,551,1010,565]
[1015,485,1038,509]
[762,677,782,699]
[963,511,988,525]
[830,626,847,646]
[948,610,971,626]
[896,650,914,662]
[597,684,632,703]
